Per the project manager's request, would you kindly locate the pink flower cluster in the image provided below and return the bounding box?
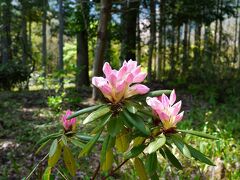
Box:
[62,110,76,131]
[92,60,149,103]
[146,90,184,130]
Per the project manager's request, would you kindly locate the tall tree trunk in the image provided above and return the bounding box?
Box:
[176,24,180,67]
[238,3,240,69]
[182,22,188,74]
[28,20,32,60]
[120,0,140,61]
[147,0,156,81]
[92,0,112,100]
[42,0,47,77]
[157,0,165,80]
[58,0,64,90]
[136,10,141,64]
[162,24,166,76]
[2,0,12,64]
[21,10,28,65]
[234,0,239,63]
[213,0,220,64]
[218,0,223,62]
[76,1,90,89]
[169,25,176,79]
[193,23,201,69]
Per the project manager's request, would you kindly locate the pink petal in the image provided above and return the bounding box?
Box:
[170,101,182,116]
[169,89,176,105]
[130,84,149,94]
[133,72,147,83]
[125,73,134,84]
[118,64,127,77]
[116,80,126,93]
[132,66,141,75]
[146,97,164,110]
[161,93,170,107]
[103,62,112,78]
[108,73,117,87]
[92,77,106,87]
[159,112,170,121]
[126,60,137,71]
[175,111,184,123]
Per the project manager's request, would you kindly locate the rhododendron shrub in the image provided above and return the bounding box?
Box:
[33,60,217,179]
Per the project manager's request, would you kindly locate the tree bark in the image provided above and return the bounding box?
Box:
[136,10,141,64]
[182,22,188,74]
[42,0,47,77]
[21,9,28,65]
[92,0,112,100]
[147,0,156,82]
[76,1,90,89]
[120,0,140,61]
[1,0,12,64]
[193,23,201,69]
[169,25,176,79]
[58,0,64,90]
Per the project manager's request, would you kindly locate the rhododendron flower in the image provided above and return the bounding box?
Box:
[92,60,149,103]
[146,90,184,130]
[62,110,76,131]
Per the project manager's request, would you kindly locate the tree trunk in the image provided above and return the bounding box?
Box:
[182,22,188,74]
[21,10,28,65]
[176,24,180,67]
[193,23,201,69]
[162,24,166,76]
[1,0,12,64]
[136,10,141,64]
[234,0,239,63]
[42,0,47,77]
[76,1,90,89]
[92,0,112,100]
[147,0,156,82]
[120,0,140,61]
[58,0,64,90]
[213,0,220,64]
[169,25,176,79]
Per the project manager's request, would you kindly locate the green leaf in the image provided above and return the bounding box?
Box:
[91,114,112,134]
[75,133,104,143]
[49,139,58,157]
[70,138,85,148]
[187,145,215,165]
[134,157,148,180]
[42,167,51,180]
[83,106,111,124]
[79,131,102,157]
[125,101,138,114]
[36,132,62,145]
[48,142,62,167]
[67,104,103,119]
[115,128,129,153]
[123,110,150,136]
[63,146,77,176]
[177,129,218,140]
[164,146,183,169]
[147,90,172,97]
[171,135,191,158]
[107,116,124,137]
[125,144,146,159]
[61,135,68,146]
[100,135,115,163]
[145,153,158,176]
[145,134,166,154]
[35,139,50,155]
[101,149,114,172]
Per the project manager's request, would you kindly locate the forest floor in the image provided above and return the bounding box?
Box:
[0,88,240,179]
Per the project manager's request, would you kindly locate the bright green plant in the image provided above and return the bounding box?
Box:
[30,60,217,179]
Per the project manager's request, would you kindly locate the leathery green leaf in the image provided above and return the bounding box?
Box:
[123,110,149,136]
[70,138,85,148]
[145,134,166,154]
[36,132,61,145]
[163,146,183,169]
[115,128,129,153]
[171,135,191,158]
[48,142,62,167]
[63,146,77,176]
[134,157,148,180]
[187,144,215,165]
[91,114,112,134]
[125,144,146,159]
[83,106,111,124]
[145,153,158,176]
[125,101,138,114]
[101,149,114,172]
[107,115,124,137]
[49,139,58,157]
[177,129,218,140]
[100,135,115,163]
[67,104,103,119]
[42,167,51,180]
[79,131,102,157]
